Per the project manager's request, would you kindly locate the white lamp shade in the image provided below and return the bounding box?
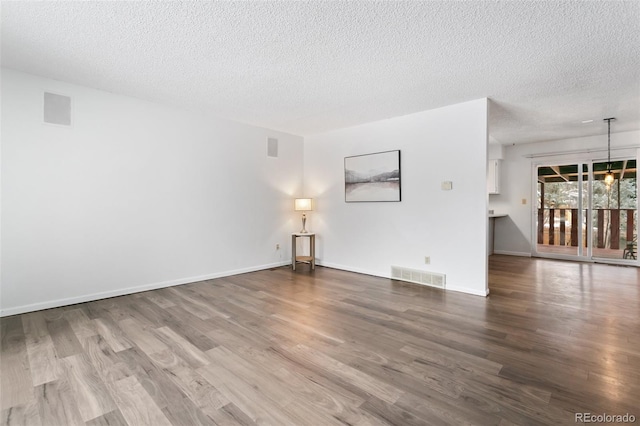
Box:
[294,198,313,211]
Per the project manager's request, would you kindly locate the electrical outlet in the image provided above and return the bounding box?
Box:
[276,244,280,250]
[424,256,430,264]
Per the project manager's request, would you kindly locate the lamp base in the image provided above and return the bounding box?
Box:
[300,213,308,233]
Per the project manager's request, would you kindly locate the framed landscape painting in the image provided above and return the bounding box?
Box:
[345,150,401,202]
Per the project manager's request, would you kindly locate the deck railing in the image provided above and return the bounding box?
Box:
[537,208,636,249]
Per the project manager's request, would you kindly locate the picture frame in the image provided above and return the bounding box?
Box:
[345,150,401,202]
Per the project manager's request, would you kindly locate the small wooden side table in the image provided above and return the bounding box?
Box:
[291,233,315,271]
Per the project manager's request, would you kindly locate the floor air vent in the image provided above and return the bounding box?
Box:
[391,266,446,289]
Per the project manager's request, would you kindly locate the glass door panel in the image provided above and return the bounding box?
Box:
[591,159,637,261]
[536,163,586,257]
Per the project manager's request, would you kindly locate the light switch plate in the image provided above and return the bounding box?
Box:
[441,181,453,191]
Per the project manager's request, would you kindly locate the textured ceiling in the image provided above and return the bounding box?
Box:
[2,1,639,144]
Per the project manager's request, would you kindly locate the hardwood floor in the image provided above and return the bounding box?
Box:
[2,256,639,425]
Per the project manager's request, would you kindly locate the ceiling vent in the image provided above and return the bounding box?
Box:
[391,266,446,289]
[43,92,72,126]
[267,137,278,158]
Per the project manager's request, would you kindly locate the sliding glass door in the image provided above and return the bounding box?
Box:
[534,158,637,264]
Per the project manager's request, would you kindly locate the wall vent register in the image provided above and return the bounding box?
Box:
[391,266,446,289]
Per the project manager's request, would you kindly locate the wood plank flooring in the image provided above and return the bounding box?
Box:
[1,255,639,425]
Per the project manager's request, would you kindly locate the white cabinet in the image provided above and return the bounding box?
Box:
[487,159,501,194]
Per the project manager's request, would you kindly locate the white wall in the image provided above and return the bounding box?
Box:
[490,131,640,256]
[304,99,489,296]
[1,69,304,316]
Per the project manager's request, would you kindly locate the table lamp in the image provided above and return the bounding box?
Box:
[294,198,313,233]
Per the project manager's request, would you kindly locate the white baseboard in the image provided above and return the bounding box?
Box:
[445,285,490,297]
[318,261,489,297]
[0,261,290,317]
[2,258,493,316]
[317,261,385,278]
[492,250,532,257]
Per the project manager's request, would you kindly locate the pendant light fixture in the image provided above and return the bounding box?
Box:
[603,117,615,186]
